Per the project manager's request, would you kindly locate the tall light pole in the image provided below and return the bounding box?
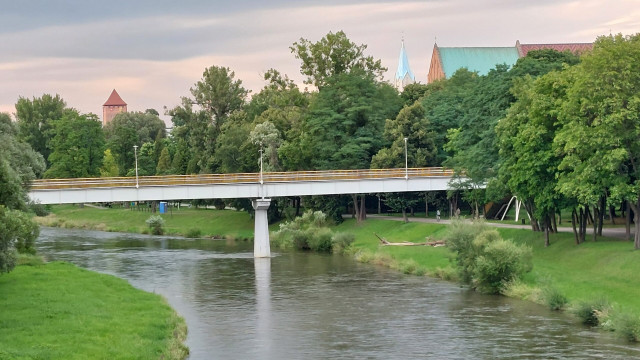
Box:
[259,148,264,185]
[404,137,408,180]
[259,147,264,199]
[133,145,139,189]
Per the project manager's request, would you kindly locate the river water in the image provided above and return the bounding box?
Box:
[36,227,640,359]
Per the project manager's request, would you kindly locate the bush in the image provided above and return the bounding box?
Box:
[574,297,611,326]
[145,215,165,235]
[331,232,355,254]
[473,238,533,294]
[613,312,640,342]
[307,227,333,252]
[28,201,50,216]
[446,221,532,294]
[542,286,568,311]
[185,228,202,238]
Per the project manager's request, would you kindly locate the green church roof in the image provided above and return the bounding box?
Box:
[438,46,520,78]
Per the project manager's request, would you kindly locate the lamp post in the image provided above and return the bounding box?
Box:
[404,137,408,180]
[133,145,139,189]
[258,147,265,199]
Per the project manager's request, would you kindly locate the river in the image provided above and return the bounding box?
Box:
[36,227,640,359]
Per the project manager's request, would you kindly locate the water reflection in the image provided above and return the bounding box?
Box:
[36,227,640,359]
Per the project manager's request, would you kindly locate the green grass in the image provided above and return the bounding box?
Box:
[336,218,640,315]
[0,261,188,360]
[36,204,255,239]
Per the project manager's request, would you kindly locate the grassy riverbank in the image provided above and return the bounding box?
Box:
[337,218,640,316]
[35,204,254,239]
[0,259,188,359]
[38,205,640,332]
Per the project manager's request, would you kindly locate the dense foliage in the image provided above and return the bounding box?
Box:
[445,221,532,293]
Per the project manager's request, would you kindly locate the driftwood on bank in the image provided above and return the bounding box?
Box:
[374,233,445,247]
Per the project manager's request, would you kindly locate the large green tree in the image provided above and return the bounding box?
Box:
[45,111,105,178]
[553,34,640,249]
[15,94,66,166]
[104,111,166,176]
[290,30,386,88]
[190,65,248,130]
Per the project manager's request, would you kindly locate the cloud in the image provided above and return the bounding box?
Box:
[1,0,638,124]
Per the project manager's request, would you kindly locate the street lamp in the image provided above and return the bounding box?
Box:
[133,145,139,189]
[259,147,264,199]
[404,137,408,180]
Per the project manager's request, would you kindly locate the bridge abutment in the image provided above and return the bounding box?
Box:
[252,198,272,258]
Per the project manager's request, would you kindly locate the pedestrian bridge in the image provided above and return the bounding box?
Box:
[29,167,459,257]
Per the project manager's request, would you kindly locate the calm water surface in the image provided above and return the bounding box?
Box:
[37,227,640,359]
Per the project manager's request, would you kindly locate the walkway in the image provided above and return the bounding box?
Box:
[366,214,634,240]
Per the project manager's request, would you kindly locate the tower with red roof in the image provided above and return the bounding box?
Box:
[102,89,127,126]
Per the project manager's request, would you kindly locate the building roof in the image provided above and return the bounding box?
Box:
[395,40,415,82]
[103,89,127,106]
[438,46,520,78]
[517,42,593,57]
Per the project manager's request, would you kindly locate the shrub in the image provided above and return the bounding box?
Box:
[445,221,489,283]
[574,297,611,326]
[613,312,640,342]
[331,232,355,254]
[185,228,202,238]
[145,215,165,235]
[473,239,532,293]
[28,201,50,216]
[307,227,333,252]
[446,221,532,294]
[542,286,568,311]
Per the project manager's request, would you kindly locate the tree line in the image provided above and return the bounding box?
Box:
[2,31,639,250]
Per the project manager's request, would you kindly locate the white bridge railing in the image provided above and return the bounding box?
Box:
[30,167,454,190]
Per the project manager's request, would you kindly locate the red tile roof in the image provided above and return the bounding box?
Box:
[103,89,127,106]
[519,43,593,57]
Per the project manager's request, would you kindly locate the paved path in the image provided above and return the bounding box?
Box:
[364,214,634,240]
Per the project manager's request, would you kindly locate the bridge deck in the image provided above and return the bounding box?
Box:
[31,168,454,190]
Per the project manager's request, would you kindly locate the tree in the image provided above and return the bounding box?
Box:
[400,83,429,106]
[250,121,282,172]
[287,69,402,222]
[156,147,172,175]
[290,30,386,88]
[104,111,166,176]
[371,101,436,169]
[0,113,46,185]
[100,149,119,177]
[15,94,67,166]
[190,65,248,130]
[553,34,640,248]
[45,111,105,178]
[383,193,419,223]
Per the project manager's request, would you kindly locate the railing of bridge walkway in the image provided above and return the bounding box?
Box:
[30,167,454,190]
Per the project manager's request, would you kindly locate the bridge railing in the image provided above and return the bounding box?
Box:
[30,167,454,190]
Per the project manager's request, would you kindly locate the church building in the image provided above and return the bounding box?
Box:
[395,40,415,91]
[102,89,127,126]
[427,41,593,83]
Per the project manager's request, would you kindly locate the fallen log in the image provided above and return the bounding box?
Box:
[374,233,445,247]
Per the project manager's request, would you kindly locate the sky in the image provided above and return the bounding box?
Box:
[1,0,639,121]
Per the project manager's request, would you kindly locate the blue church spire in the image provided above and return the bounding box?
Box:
[395,39,415,90]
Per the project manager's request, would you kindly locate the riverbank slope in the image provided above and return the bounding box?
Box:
[0,258,188,359]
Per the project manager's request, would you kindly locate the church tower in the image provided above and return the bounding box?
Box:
[102,89,127,126]
[395,40,415,91]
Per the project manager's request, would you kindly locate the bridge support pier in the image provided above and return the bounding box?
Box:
[252,198,272,258]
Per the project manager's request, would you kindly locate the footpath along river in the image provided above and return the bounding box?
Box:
[37,227,640,359]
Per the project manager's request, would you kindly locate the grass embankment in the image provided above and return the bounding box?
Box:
[0,258,188,360]
[336,218,640,315]
[35,204,254,239]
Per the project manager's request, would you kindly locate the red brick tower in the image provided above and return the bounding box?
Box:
[102,89,127,126]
